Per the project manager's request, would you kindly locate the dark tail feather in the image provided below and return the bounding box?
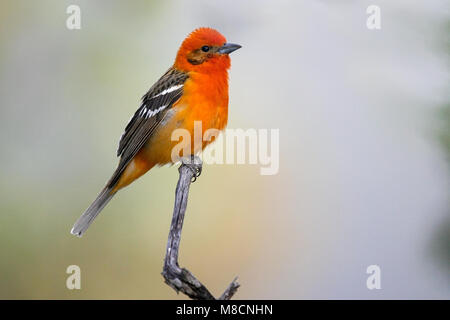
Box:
[71,186,116,237]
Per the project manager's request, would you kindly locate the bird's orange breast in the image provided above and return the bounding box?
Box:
[144,71,229,164]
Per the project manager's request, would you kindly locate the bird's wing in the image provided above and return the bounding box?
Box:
[112,67,188,185]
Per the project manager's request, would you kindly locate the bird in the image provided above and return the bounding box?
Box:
[71,27,241,237]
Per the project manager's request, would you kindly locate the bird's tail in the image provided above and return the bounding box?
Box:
[70,186,116,237]
[71,154,150,237]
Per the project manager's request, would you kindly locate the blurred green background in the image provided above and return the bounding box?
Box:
[0,0,448,299]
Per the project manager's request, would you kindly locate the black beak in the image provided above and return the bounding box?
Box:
[218,43,242,54]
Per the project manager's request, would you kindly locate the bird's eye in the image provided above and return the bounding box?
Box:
[201,45,210,52]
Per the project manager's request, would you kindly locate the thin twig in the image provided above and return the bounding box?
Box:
[161,156,240,300]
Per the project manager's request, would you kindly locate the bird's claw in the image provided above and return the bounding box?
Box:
[186,163,201,182]
[181,156,202,183]
[190,165,202,182]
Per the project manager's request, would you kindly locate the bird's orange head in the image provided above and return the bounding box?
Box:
[174,27,241,74]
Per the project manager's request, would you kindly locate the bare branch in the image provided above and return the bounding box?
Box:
[161,156,240,300]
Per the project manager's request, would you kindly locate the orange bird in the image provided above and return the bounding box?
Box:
[71,28,241,237]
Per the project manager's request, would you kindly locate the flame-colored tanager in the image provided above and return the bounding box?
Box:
[71,28,240,236]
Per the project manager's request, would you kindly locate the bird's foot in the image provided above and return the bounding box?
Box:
[181,155,202,182]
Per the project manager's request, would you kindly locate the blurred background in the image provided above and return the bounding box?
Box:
[0,0,448,299]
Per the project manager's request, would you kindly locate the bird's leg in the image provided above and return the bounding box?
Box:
[181,155,202,182]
